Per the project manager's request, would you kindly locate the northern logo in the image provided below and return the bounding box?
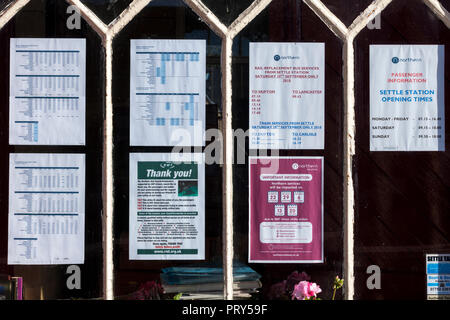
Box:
[392,56,422,63]
[274,54,299,61]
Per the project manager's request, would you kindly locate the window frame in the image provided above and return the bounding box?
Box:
[0,0,448,300]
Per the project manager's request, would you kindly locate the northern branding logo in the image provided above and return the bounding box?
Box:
[274,54,299,61]
[392,56,422,64]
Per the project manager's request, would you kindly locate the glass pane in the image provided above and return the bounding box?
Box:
[232,0,344,300]
[320,0,374,26]
[0,0,104,299]
[112,0,223,300]
[81,0,133,24]
[0,0,14,11]
[443,0,450,12]
[354,0,450,299]
[201,0,254,26]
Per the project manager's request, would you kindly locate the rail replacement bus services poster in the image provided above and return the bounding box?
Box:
[249,156,323,263]
[249,42,325,150]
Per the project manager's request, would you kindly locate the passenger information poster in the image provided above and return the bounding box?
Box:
[249,42,325,150]
[130,40,206,147]
[9,38,86,145]
[249,157,323,263]
[8,153,85,265]
[129,153,205,260]
[370,45,445,151]
[426,254,450,299]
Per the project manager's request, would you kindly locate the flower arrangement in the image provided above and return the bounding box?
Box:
[132,281,165,300]
[267,272,344,300]
[292,281,322,300]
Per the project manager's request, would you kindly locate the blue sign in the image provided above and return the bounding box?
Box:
[426,254,450,297]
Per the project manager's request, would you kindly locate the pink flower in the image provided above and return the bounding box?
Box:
[285,271,310,294]
[292,281,322,300]
[292,281,309,300]
[309,282,322,296]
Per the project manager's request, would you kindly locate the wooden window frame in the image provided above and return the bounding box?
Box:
[0,0,448,300]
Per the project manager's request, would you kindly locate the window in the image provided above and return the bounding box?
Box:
[0,0,449,301]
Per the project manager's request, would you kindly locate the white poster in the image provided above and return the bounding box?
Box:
[249,42,325,150]
[370,45,445,151]
[130,39,206,146]
[8,153,85,265]
[129,153,205,260]
[9,38,86,145]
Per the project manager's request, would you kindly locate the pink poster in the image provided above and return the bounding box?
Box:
[249,157,323,263]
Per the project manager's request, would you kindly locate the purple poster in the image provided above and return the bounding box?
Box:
[249,157,323,263]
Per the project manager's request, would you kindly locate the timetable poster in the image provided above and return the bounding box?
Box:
[249,157,323,263]
[370,45,445,151]
[426,254,450,299]
[130,39,206,146]
[8,153,85,265]
[249,42,325,150]
[9,38,86,145]
[129,153,205,260]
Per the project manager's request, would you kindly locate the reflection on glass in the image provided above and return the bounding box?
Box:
[353,0,450,300]
[321,0,374,26]
[201,0,254,26]
[112,2,223,300]
[231,0,344,300]
[0,0,14,12]
[0,0,104,300]
[81,0,133,24]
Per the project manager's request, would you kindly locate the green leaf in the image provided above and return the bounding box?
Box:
[173,293,183,300]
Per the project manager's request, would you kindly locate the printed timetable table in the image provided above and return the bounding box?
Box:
[8,154,85,265]
[135,93,199,127]
[130,40,205,146]
[9,38,86,145]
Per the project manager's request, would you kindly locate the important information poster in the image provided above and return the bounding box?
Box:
[249,42,325,150]
[370,45,445,151]
[8,153,85,265]
[9,38,86,145]
[129,153,205,260]
[130,40,205,147]
[249,157,323,263]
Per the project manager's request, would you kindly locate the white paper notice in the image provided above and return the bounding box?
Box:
[370,45,445,151]
[8,154,85,265]
[9,38,86,145]
[130,40,206,146]
[129,153,205,260]
[249,42,325,150]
